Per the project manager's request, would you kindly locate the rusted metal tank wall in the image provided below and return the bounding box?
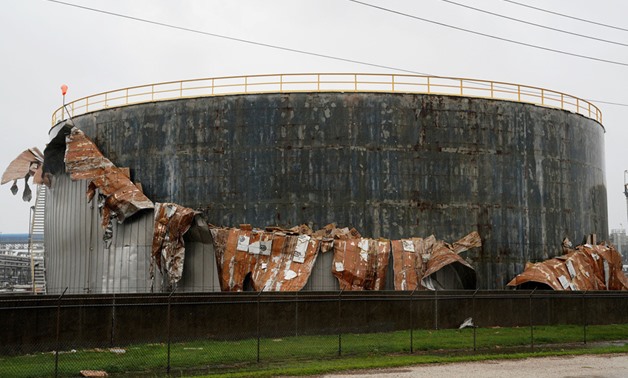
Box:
[44,174,221,294]
[68,92,607,289]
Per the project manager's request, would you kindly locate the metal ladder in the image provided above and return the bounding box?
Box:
[28,185,47,294]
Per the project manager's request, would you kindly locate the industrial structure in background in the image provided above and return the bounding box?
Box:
[3,73,621,294]
[0,233,44,293]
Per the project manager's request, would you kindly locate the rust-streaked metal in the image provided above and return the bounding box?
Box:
[332,238,390,290]
[210,224,328,292]
[392,232,481,291]
[507,243,628,290]
[252,231,321,291]
[210,227,257,292]
[1,147,44,185]
[151,203,198,287]
[64,128,153,222]
[1,147,44,201]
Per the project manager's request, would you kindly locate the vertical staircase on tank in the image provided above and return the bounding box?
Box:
[28,185,47,294]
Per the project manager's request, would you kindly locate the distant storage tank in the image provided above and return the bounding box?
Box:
[44,74,607,292]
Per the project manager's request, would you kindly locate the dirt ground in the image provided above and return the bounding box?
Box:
[322,353,628,378]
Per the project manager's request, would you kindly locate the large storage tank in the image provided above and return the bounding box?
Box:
[44,74,607,292]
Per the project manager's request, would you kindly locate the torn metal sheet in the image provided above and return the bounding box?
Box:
[1,147,44,201]
[150,203,198,288]
[507,243,628,291]
[209,224,328,292]
[392,232,480,291]
[252,231,321,291]
[421,242,477,290]
[332,237,390,290]
[64,128,153,222]
[209,227,257,291]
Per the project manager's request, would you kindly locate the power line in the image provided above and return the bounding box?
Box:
[44,0,428,76]
[348,0,628,67]
[502,0,628,33]
[585,99,628,108]
[440,0,628,48]
[44,0,628,108]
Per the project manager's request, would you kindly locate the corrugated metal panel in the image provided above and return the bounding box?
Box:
[45,173,220,294]
[302,250,338,291]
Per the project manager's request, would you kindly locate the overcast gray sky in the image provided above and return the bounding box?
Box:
[1,0,627,235]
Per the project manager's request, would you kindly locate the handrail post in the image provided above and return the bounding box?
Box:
[180,81,183,97]
[104,93,108,108]
[211,78,215,95]
[85,97,89,113]
[517,85,521,102]
[427,77,431,94]
[541,89,544,105]
[280,75,283,92]
[151,85,154,101]
[354,74,357,92]
[490,82,494,98]
[391,74,395,92]
[317,74,320,91]
[576,98,580,114]
[561,94,564,109]
[125,88,129,105]
[460,79,463,96]
[245,76,248,93]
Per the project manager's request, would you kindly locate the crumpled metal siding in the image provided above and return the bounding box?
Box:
[150,203,198,288]
[44,173,156,294]
[64,127,153,222]
[210,226,325,292]
[507,243,628,290]
[1,147,44,201]
[392,232,481,290]
[1,147,44,184]
[332,238,390,290]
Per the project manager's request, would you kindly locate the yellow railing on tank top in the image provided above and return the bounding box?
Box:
[51,73,602,126]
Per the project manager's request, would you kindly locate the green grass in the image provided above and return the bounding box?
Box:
[0,324,626,377]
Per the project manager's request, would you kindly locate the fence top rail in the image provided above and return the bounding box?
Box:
[51,73,603,126]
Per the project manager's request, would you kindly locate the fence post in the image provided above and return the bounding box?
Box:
[166,288,176,375]
[434,289,438,330]
[472,288,478,352]
[295,290,299,337]
[338,288,344,356]
[529,288,536,350]
[582,291,587,345]
[257,290,262,363]
[110,293,116,347]
[54,287,68,378]
[410,287,417,353]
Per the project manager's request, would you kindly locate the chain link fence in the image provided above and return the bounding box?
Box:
[1,290,627,377]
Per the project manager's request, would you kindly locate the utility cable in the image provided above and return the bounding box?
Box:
[45,0,628,108]
[440,0,628,48]
[502,0,628,33]
[44,0,429,76]
[348,0,628,67]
